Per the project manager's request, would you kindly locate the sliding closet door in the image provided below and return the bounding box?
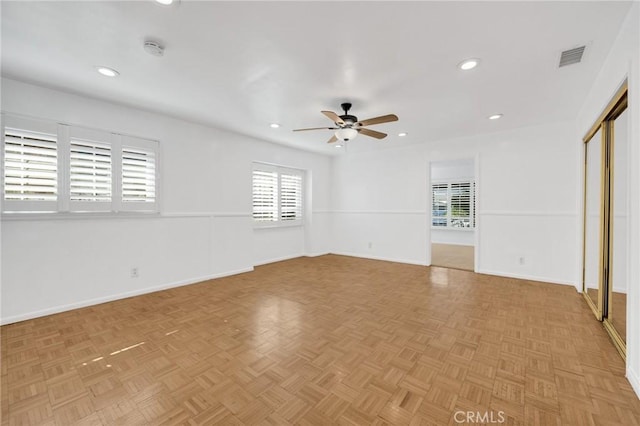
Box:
[581,81,627,359]
[606,105,628,351]
[583,127,605,320]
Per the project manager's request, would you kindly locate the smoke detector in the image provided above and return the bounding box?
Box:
[144,40,165,57]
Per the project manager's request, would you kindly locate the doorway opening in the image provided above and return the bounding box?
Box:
[429,159,476,271]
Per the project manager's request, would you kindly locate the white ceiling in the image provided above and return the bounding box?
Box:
[0,1,632,155]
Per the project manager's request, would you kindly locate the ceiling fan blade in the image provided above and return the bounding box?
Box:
[358,114,398,127]
[327,135,338,144]
[358,128,387,139]
[321,111,345,126]
[292,127,337,132]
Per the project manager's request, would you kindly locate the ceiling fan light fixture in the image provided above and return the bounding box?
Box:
[335,144,343,148]
[458,58,480,71]
[335,127,358,142]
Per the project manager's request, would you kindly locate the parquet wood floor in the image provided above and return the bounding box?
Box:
[2,255,639,425]
[431,244,474,272]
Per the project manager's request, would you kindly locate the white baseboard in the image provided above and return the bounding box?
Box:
[207,267,255,279]
[628,367,640,400]
[254,253,330,266]
[253,254,303,267]
[0,267,254,326]
[331,251,428,266]
[476,268,576,287]
[305,252,330,258]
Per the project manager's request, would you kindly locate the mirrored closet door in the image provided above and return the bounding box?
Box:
[582,82,628,359]
[607,103,628,351]
[583,126,604,320]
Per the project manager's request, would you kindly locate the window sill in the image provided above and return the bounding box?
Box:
[431,227,475,232]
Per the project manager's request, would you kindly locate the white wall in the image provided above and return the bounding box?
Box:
[0,78,332,324]
[331,120,579,285]
[331,145,430,265]
[431,229,474,246]
[577,2,639,398]
[431,161,474,181]
[431,159,475,246]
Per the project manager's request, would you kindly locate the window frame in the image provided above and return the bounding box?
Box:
[1,114,159,215]
[431,179,476,230]
[252,162,305,228]
[1,115,61,212]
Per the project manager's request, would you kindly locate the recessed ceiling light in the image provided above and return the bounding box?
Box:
[335,144,343,148]
[155,0,174,5]
[96,66,119,77]
[398,132,408,137]
[458,58,480,71]
[488,114,503,120]
[269,123,280,128]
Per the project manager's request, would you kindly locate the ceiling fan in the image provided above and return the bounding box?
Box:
[293,103,398,143]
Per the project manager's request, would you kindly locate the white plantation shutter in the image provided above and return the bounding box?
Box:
[70,139,112,203]
[253,170,278,222]
[280,173,302,221]
[472,181,476,227]
[1,116,160,214]
[3,127,58,210]
[253,163,304,226]
[122,146,157,204]
[450,182,472,228]
[431,180,475,229]
[432,183,448,227]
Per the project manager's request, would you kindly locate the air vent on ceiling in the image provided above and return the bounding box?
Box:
[559,46,586,67]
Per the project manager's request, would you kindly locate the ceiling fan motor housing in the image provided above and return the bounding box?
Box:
[339,102,357,125]
[339,114,358,125]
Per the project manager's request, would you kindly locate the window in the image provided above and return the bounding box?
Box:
[2,115,159,214]
[4,128,58,201]
[252,169,278,222]
[2,116,59,212]
[70,140,111,202]
[121,137,157,208]
[280,173,303,221]
[69,127,113,211]
[431,180,475,229]
[431,183,448,227]
[252,163,304,226]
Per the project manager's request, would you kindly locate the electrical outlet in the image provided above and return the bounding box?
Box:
[131,267,139,278]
